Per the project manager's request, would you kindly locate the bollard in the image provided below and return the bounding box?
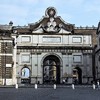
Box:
[93,84,95,89]
[15,84,18,89]
[35,84,38,89]
[54,84,56,89]
[72,84,75,89]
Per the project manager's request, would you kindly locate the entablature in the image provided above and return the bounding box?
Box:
[17,46,93,54]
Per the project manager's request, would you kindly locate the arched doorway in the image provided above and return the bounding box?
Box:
[73,67,82,84]
[43,55,60,84]
[21,67,31,84]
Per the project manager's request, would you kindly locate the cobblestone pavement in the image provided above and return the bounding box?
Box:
[0,86,100,100]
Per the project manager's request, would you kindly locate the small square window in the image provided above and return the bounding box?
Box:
[73,55,82,63]
[21,54,30,63]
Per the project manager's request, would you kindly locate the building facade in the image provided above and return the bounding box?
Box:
[95,22,100,81]
[13,7,96,85]
[0,22,16,85]
[0,7,97,85]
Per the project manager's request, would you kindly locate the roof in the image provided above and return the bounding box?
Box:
[0,25,12,30]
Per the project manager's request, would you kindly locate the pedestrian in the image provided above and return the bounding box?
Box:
[63,79,65,84]
[97,80,100,89]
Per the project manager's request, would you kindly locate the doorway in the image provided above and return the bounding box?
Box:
[43,55,60,84]
[73,67,82,84]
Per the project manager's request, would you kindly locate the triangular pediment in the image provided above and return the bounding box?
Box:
[29,7,74,34]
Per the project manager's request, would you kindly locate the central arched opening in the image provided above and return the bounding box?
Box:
[43,55,60,84]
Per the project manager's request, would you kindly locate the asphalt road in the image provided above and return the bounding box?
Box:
[0,87,100,100]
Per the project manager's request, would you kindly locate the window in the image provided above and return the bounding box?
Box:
[73,55,82,63]
[72,37,82,43]
[21,36,31,42]
[21,54,30,63]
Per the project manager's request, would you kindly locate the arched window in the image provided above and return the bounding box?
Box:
[21,68,30,78]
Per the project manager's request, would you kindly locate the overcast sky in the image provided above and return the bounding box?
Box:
[0,0,100,27]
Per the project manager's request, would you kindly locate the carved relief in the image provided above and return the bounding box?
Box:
[42,7,61,33]
[45,7,56,17]
[42,17,61,33]
[31,7,73,34]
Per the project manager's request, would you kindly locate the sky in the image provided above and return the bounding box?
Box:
[0,0,100,27]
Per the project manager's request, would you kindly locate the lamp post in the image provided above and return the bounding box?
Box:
[35,53,38,84]
[36,44,38,84]
[4,42,7,85]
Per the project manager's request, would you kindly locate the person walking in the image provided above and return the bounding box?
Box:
[97,80,100,89]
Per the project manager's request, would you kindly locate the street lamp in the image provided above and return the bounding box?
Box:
[35,53,38,84]
[36,44,38,84]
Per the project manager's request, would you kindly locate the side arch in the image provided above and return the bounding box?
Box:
[21,65,31,84]
[73,67,82,84]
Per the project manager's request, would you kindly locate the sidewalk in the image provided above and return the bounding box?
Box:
[0,84,96,88]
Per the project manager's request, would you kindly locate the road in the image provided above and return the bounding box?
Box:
[0,86,100,100]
